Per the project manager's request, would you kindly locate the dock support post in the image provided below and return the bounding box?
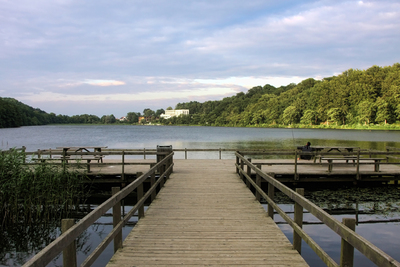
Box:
[293,188,304,254]
[246,158,251,188]
[340,218,356,267]
[268,183,274,219]
[112,187,122,253]
[62,219,77,267]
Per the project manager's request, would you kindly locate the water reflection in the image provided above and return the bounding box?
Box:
[0,222,60,266]
[264,185,400,267]
[0,204,137,267]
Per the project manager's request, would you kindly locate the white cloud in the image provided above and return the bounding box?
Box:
[83,80,126,87]
[18,86,239,103]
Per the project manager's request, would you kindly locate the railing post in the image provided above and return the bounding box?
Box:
[62,148,67,172]
[294,150,299,180]
[268,183,274,219]
[255,165,261,202]
[144,148,146,159]
[386,147,389,162]
[112,187,122,253]
[340,218,356,267]
[151,172,156,202]
[62,219,77,267]
[160,164,165,187]
[169,150,173,174]
[240,158,244,181]
[219,148,221,160]
[356,150,360,180]
[121,151,125,183]
[236,154,239,174]
[185,148,187,159]
[138,183,144,218]
[22,146,26,163]
[246,158,251,188]
[293,188,304,254]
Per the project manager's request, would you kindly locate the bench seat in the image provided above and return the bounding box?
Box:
[321,157,384,172]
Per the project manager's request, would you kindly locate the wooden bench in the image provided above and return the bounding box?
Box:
[69,156,103,172]
[321,157,384,172]
[316,156,357,164]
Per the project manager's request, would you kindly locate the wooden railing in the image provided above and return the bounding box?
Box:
[239,149,400,180]
[235,151,400,267]
[22,151,174,267]
[23,149,172,177]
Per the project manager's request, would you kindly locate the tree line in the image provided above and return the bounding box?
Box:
[0,97,156,128]
[1,63,399,129]
[165,63,400,128]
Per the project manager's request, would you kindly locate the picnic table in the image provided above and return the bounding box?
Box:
[56,146,107,170]
[57,146,107,153]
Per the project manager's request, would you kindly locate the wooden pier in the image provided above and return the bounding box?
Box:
[106,159,309,266]
[20,147,400,267]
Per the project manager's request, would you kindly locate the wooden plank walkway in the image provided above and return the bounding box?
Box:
[106,160,309,266]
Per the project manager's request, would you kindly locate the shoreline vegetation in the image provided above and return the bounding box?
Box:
[0,148,89,228]
[1,63,400,130]
[147,122,400,131]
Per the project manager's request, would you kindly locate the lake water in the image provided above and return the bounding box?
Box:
[1,125,400,266]
[2,124,400,154]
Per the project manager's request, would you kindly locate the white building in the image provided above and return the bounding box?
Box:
[160,109,189,119]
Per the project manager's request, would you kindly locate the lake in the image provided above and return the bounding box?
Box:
[1,125,399,266]
[2,124,400,154]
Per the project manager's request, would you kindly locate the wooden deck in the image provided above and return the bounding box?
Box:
[106,159,309,266]
[84,158,400,186]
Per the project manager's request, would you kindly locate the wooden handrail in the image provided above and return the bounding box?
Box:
[22,152,174,267]
[235,152,400,267]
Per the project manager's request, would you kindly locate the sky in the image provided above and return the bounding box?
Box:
[1,0,399,118]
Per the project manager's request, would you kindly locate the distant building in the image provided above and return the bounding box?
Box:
[160,109,189,119]
[138,116,151,123]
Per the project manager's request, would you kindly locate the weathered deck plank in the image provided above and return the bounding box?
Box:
[106,160,309,266]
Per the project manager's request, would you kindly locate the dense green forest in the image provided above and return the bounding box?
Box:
[166,63,400,128]
[1,63,400,129]
[0,97,102,128]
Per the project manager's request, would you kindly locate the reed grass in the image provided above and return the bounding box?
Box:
[0,148,88,227]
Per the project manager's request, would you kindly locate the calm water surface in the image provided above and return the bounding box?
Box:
[1,125,399,266]
[1,124,399,153]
